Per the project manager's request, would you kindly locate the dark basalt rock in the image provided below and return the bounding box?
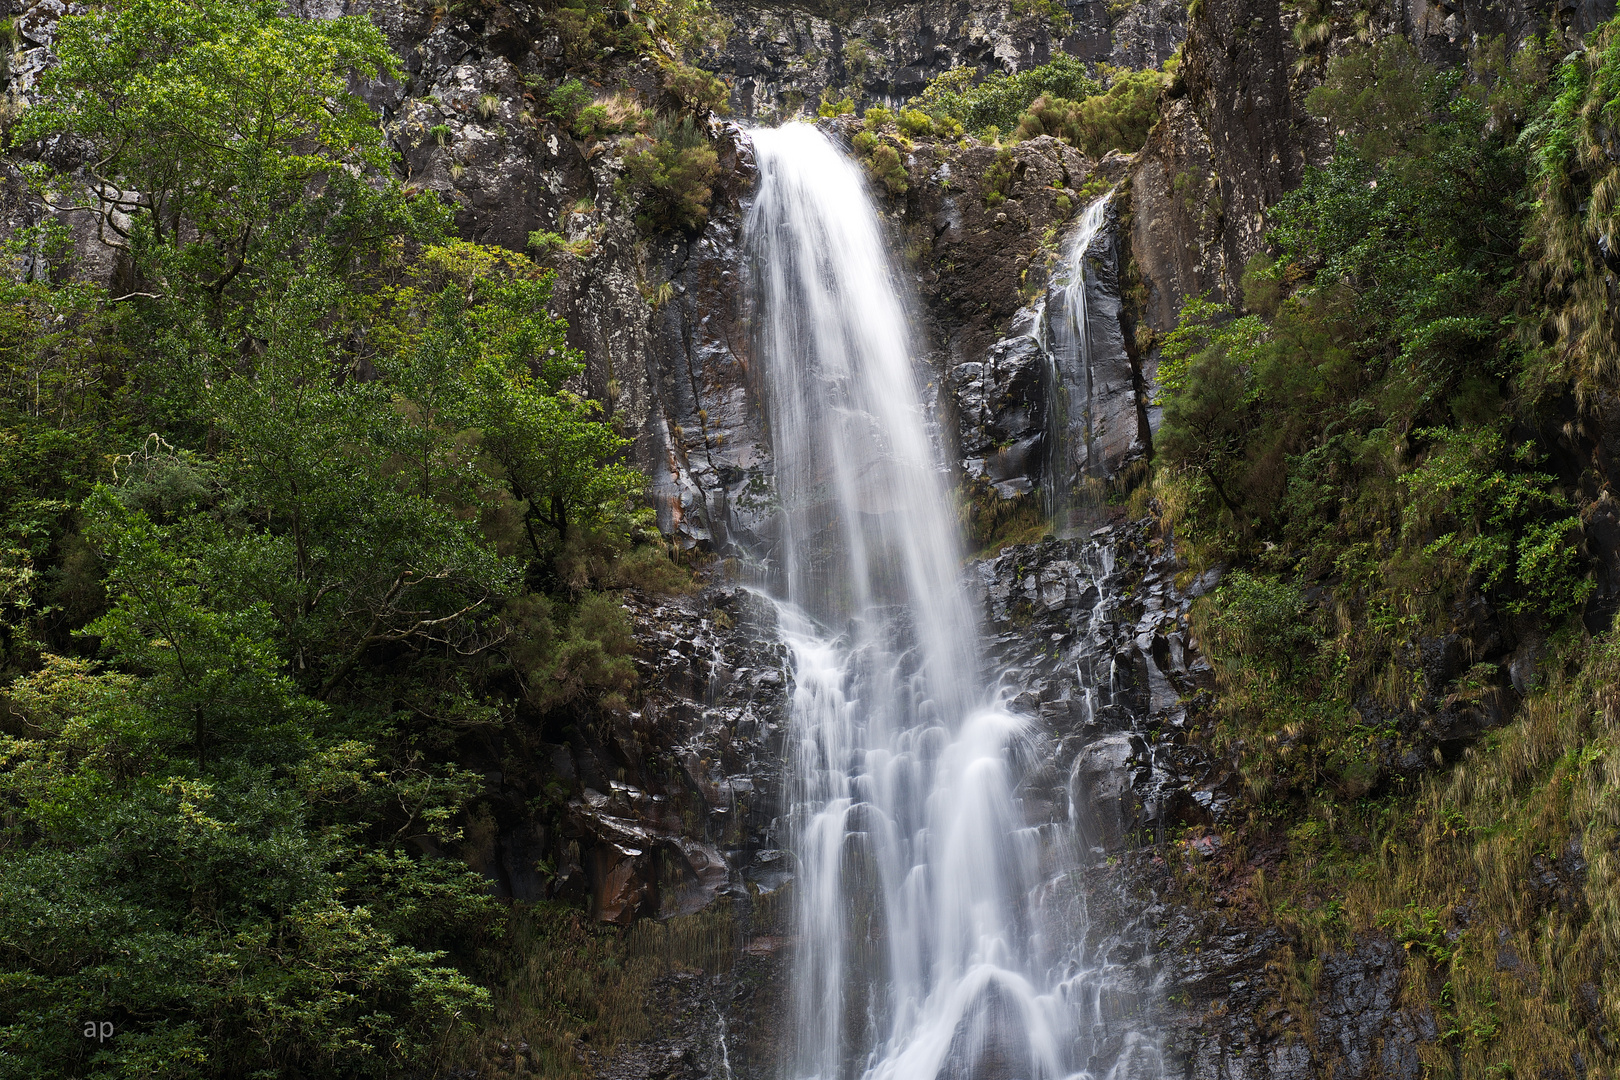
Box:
[955,335,1051,497]
[971,526,1230,852]
[953,187,1151,499]
[456,585,791,922]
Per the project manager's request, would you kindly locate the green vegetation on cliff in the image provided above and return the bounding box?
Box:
[910,56,1165,158]
[0,1,678,1075]
[1152,19,1620,1075]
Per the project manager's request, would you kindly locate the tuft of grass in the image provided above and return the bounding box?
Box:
[959,477,1051,557]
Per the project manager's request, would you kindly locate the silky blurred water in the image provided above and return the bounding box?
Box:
[745,124,1162,1080]
[1043,192,1114,526]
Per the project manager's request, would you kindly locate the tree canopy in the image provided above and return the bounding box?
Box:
[0,1,660,1075]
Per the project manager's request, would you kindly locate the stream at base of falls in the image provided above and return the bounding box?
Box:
[742,122,1165,1080]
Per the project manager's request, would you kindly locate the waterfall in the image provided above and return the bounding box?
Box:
[744,125,1162,1080]
[1042,192,1113,527]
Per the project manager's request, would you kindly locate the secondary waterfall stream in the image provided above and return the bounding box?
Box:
[744,124,1162,1080]
[1043,193,1113,527]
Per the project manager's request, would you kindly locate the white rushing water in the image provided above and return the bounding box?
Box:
[1042,192,1113,526]
[744,125,1161,1080]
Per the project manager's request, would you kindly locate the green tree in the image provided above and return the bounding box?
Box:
[0,653,496,1078]
[20,0,395,294]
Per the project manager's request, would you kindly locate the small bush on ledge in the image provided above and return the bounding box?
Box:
[616,115,720,234]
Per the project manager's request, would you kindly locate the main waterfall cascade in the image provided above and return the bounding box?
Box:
[743,123,1163,1080]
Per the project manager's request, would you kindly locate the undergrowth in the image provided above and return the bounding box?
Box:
[455,903,745,1078]
[1153,18,1620,1073]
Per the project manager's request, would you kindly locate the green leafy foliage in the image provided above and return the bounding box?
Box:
[661,60,729,114]
[862,104,894,130]
[1151,31,1620,1072]
[1012,94,1088,146]
[851,127,910,195]
[817,92,855,117]
[18,0,397,300]
[1400,428,1591,618]
[617,116,722,233]
[896,108,937,136]
[1191,571,1362,801]
[549,77,595,127]
[983,148,1015,207]
[909,55,1102,136]
[1013,70,1165,157]
[0,3,669,1074]
[1157,46,1550,572]
[1304,35,1438,161]
[545,0,724,73]
[0,654,497,1078]
[1523,19,1620,405]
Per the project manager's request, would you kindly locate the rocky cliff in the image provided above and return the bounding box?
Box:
[6,0,1619,1074]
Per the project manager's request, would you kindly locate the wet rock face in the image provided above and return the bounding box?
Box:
[1048,198,1151,483]
[851,129,1158,493]
[596,964,790,1080]
[1128,96,1227,328]
[1177,0,1306,305]
[1153,912,1437,1078]
[954,194,1151,499]
[970,526,1231,853]
[954,335,1050,498]
[579,586,792,921]
[1130,0,1617,331]
[459,586,791,925]
[969,528,1455,1079]
[625,127,779,552]
[900,132,1098,359]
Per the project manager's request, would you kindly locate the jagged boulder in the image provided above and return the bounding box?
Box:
[954,334,1050,497]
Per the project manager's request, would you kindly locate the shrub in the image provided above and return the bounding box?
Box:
[817,92,855,117]
[983,147,1015,206]
[862,104,894,130]
[662,60,728,115]
[616,116,720,234]
[528,230,567,257]
[850,129,908,195]
[573,102,613,138]
[897,108,933,136]
[1012,69,1164,157]
[548,78,593,126]
[843,38,873,82]
[1013,93,1085,144]
[866,143,908,194]
[909,54,1101,136]
[611,543,697,594]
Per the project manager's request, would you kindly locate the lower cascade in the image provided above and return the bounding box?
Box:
[744,123,1164,1080]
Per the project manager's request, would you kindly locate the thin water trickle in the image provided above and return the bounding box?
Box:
[744,125,1160,1080]
[1044,192,1114,528]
